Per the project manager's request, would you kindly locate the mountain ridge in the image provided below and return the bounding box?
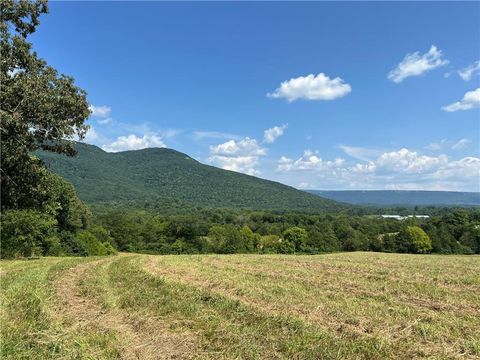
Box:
[308,190,480,206]
[37,143,345,212]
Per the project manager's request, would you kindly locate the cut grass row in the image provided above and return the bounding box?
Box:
[0,256,120,359]
[144,252,480,358]
[1,252,479,359]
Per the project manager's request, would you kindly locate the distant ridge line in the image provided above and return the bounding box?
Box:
[307,190,480,206]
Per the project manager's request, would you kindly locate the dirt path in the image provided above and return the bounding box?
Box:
[55,257,196,359]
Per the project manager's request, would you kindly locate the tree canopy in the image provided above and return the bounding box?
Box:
[0,1,105,259]
[1,0,90,210]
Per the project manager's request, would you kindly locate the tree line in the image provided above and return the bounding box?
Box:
[88,208,479,255]
[2,204,479,258]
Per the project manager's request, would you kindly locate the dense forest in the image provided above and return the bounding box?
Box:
[3,204,479,258]
[87,208,480,255]
[37,142,343,212]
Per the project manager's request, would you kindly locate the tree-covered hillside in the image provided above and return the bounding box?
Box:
[37,143,344,212]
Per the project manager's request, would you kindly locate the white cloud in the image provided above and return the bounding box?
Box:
[339,145,381,162]
[267,73,351,102]
[431,156,480,180]
[210,137,266,156]
[458,60,480,81]
[277,150,345,171]
[159,128,182,138]
[97,117,113,125]
[375,148,448,174]
[84,126,99,142]
[388,45,448,83]
[102,134,166,152]
[192,131,241,141]
[451,138,471,150]
[89,105,111,118]
[442,88,480,112]
[208,156,260,176]
[75,125,104,144]
[276,147,480,191]
[208,137,267,175]
[350,162,376,174]
[427,138,472,151]
[263,124,287,144]
[426,139,447,151]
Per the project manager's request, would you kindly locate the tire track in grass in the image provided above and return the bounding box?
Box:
[55,255,196,359]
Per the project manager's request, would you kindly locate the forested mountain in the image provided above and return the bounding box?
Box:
[37,143,343,212]
[308,190,480,206]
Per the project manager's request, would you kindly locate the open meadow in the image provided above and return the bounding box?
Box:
[1,252,479,359]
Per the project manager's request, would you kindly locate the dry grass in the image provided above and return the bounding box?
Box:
[71,256,199,360]
[1,252,479,359]
[144,252,480,359]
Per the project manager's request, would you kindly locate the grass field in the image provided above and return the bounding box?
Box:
[1,252,479,359]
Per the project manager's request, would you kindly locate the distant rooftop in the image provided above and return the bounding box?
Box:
[381,215,430,220]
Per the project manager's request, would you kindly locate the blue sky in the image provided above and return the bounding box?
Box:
[31,2,479,191]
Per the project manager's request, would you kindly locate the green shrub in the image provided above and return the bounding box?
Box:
[397,226,432,254]
[59,231,88,256]
[0,210,58,258]
[259,235,281,253]
[76,231,109,256]
[89,225,114,244]
[102,242,118,255]
[171,238,199,254]
[283,227,308,252]
[276,238,296,254]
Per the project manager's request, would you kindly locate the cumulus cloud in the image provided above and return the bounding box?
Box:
[208,156,260,176]
[277,150,345,171]
[442,88,480,112]
[102,134,166,152]
[208,137,267,175]
[276,147,480,191]
[89,105,111,118]
[350,162,376,174]
[267,73,351,102]
[210,137,266,156]
[458,60,480,81]
[388,45,448,83]
[263,124,287,144]
[431,156,480,180]
[375,148,448,174]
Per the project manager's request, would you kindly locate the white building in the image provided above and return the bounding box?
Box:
[380,215,430,220]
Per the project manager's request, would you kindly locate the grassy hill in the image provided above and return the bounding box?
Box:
[2,252,479,359]
[37,143,343,212]
[308,190,480,206]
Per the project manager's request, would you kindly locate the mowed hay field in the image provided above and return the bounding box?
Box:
[1,253,479,359]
